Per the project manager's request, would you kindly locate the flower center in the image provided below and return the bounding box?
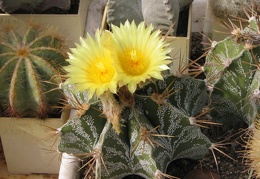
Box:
[16,47,29,57]
[120,49,148,76]
[88,59,116,84]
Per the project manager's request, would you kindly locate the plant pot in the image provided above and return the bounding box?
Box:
[166,4,192,74]
[59,153,80,179]
[0,0,91,47]
[0,109,70,174]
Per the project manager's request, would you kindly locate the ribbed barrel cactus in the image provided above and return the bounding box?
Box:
[0,22,68,118]
[204,15,260,128]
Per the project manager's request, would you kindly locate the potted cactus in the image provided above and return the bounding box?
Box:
[0,20,70,174]
[56,6,260,178]
[0,0,91,47]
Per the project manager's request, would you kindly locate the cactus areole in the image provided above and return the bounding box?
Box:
[0,22,68,118]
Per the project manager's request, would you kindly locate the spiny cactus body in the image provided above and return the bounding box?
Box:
[204,16,260,128]
[246,119,260,178]
[57,13,260,178]
[59,75,212,178]
[0,22,68,118]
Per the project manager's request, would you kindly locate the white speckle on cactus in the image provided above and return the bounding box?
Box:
[59,83,62,89]
[211,41,218,48]
[222,57,232,68]
[249,16,256,22]
[157,80,168,90]
[56,127,62,135]
[253,89,260,98]
[248,123,255,131]
[222,71,242,96]
[189,117,196,125]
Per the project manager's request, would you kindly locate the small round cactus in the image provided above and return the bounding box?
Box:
[0,21,68,118]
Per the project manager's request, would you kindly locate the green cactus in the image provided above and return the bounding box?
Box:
[58,75,212,178]
[56,13,260,178]
[204,16,260,128]
[106,0,193,35]
[0,22,68,118]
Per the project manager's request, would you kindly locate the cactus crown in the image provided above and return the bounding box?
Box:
[0,21,68,118]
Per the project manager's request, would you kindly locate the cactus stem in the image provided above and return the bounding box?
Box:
[118,86,135,108]
[100,92,122,134]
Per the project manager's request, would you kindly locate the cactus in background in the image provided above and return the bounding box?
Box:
[210,0,260,18]
[203,15,260,128]
[0,21,68,118]
[106,0,193,35]
[0,0,71,13]
[246,118,260,178]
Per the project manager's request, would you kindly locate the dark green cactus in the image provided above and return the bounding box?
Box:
[0,22,68,118]
[58,75,212,178]
[204,16,260,128]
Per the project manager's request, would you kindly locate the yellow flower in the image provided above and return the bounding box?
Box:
[64,30,118,100]
[111,21,172,93]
